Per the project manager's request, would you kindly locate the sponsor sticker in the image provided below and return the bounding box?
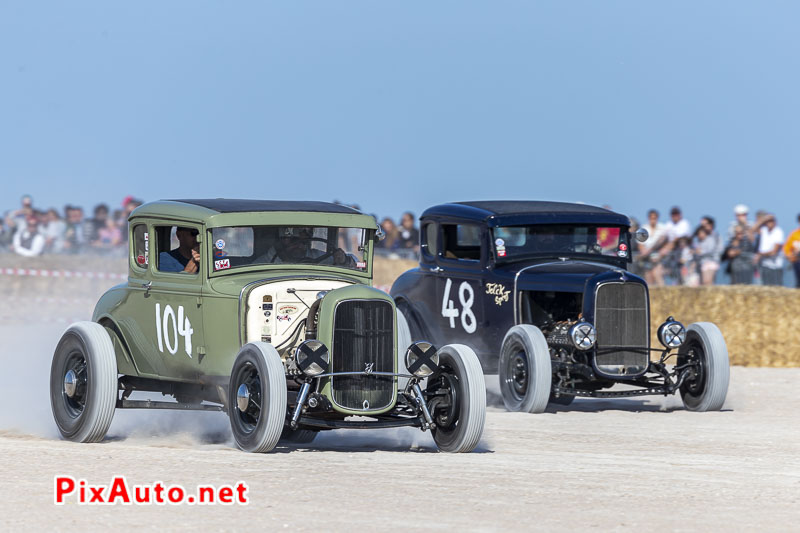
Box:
[215,239,226,250]
[214,259,231,270]
[617,250,628,258]
[619,243,628,251]
[278,304,298,315]
[356,261,367,269]
[495,238,505,247]
[214,249,228,258]
[497,249,507,257]
[277,314,291,322]
[486,282,511,306]
[136,254,146,266]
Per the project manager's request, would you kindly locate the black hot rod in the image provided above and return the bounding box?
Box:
[390,201,729,413]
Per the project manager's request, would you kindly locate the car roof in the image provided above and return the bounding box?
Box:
[130,199,377,228]
[421,201,631,227]
[168,199,361,214]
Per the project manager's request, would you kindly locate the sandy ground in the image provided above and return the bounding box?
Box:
[0,324,798,531]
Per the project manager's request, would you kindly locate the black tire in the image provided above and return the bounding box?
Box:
[228,342,288,453]
[427,344,486,453]
[498,325,552,413]
[678,322,730,412]
[280,427,318,444]
[50,322,118,443]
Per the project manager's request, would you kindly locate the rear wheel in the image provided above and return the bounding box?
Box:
[498,325,552,413]
[50,322,118,443]
[228,342,287,452]
[678,322,729,412]
[426,344,486,453]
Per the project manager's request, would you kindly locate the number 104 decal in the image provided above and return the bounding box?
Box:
[155,303,194,357]
[441,279,477,334]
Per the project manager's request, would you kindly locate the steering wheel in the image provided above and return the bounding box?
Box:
[299,250,336,264]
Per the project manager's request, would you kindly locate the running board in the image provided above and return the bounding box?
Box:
[117,399,225,411]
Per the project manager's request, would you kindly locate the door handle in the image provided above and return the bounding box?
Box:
[429,266,443,273]
[141,281,152,291]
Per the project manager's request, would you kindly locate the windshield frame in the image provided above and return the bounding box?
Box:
[205,224,375,278]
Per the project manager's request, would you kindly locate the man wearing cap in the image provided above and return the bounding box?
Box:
[727,204,752,239]
[159,227,201,273]
[754,214,785,286]
[12,215,46,257]
[783,214,800,288]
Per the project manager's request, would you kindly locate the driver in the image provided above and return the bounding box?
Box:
[159,227,200,273]
[259,226,354,266]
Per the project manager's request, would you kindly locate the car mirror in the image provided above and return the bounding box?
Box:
[375,227,386,241]
[634,228,649,243]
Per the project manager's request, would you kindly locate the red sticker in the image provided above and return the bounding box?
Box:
[497,250,507,257]
[136,254,146,266]
[619,243,628,251]
[214,259,230,270]
[356,261,367,269]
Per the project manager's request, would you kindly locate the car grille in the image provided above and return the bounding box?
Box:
[331,299,395,411]
[594,282,649,376]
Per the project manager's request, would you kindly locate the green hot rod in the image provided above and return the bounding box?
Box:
[50,199,486,453]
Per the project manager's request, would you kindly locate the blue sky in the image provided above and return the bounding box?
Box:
[1,1,798,230]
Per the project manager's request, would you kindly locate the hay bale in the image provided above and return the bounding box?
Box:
[650,286,800,367]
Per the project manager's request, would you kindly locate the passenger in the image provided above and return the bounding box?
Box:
[159,227,200,273]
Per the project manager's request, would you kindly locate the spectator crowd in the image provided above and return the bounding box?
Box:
[633,205,800,288]
[0,195,143,257]
[2,194,798,289]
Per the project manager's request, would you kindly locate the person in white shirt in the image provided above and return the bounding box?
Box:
[12,216,46,257]
[754,214,785,286]
[665,206,692,242]
[659,207,691,283]
[638,209,668,286]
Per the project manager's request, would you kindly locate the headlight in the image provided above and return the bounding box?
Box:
[294,340,330,376]
[569,321,597,350]
[658,318,686,348]
[404,341,439,378]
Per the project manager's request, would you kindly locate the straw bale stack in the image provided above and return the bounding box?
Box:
[650,286,799,367]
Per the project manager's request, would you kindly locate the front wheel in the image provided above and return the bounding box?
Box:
[50,322,118,443]
[426,344,486,453]
[498,325,552,413]
[678,322,730,412]
[228,342,288,452]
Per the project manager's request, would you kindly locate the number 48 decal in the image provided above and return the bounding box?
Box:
[155,303,194,357]
[441,279,477,334]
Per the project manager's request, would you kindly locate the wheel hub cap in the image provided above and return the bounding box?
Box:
[236,384,250,412]
[64,369,78,398]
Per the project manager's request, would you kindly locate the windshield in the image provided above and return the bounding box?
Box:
[209,225,369,272]
[492,224,630,261]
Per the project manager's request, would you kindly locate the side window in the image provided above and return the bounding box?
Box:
[132,224,149,269]
[155,225,200,275]
[442,224,482,261]
[421,222,438,258]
